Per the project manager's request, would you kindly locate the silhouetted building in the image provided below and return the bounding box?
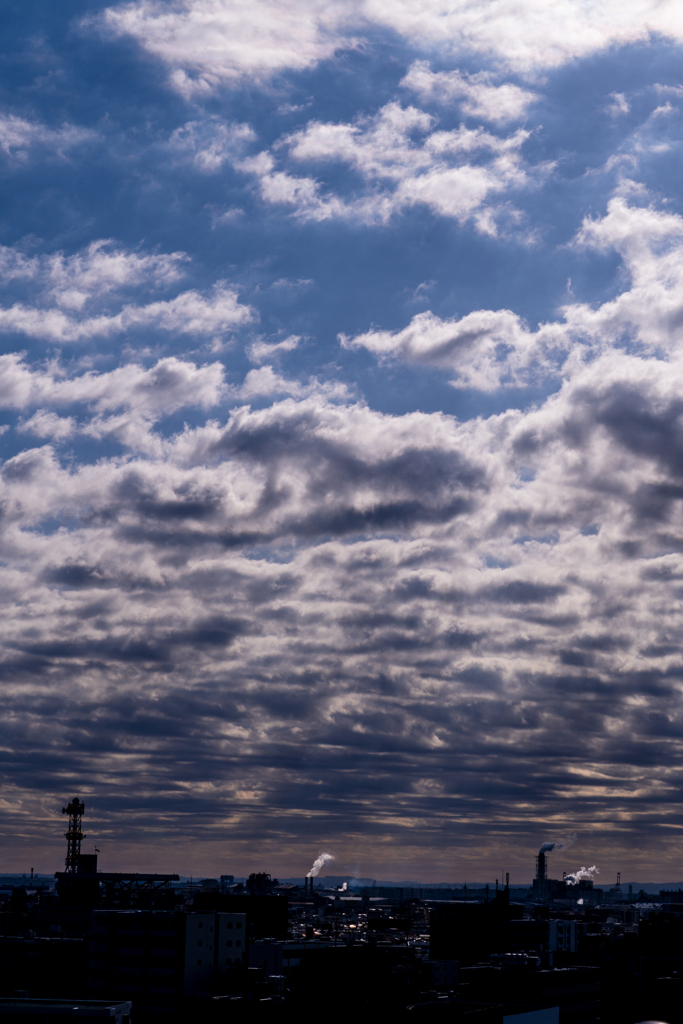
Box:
[55,859,179,911]
[246,874,275,896]
[87,909,245,1020]
[249,939,283,974]
[532,853,595,904]
[288,944,422,1012]
[430,899,524,964]
[0,936,87,999]
[638,956,682,1023]
[192,893,288,941]
[458,965,600,1024]
[0,997,131,1023]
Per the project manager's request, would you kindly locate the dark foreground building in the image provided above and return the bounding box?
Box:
[192,892,289,941]
[87,909,246,1019]
[429,896,524,963]
[0,936,86,999]
[0,998,131,1023]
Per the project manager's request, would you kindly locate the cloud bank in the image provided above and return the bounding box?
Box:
[4,198,683,873]
[2,0,683,880]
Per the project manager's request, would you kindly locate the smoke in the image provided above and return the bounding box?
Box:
[339,882,348,891]
[539,833,576,855]
[306,852,335,878]
[565,865,599,885]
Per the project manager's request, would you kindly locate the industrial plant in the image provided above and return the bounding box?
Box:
[0,802,678,1022]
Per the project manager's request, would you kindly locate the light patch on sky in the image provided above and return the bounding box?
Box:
[1,0,683,880]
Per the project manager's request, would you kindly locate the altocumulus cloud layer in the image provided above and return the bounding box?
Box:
[3,0,683,878]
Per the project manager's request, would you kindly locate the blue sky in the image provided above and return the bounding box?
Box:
[2,0,683,881]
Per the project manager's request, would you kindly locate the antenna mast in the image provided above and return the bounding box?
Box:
[62,797,85,874]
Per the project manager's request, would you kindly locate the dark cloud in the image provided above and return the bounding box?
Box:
[485,581,566,604]
[43,563,110,589]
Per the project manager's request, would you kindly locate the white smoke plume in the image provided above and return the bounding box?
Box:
[565,865,600,885]
[306,852,335,878]
[339,881,348,891]
[539,833,577,854]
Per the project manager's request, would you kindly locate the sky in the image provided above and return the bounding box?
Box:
[2,1,683,883]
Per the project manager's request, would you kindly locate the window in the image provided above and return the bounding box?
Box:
[227,922,233,929]
[197,960,201,966]
[198,941,202,947]
[198,922,203,929]
[236,922,242,929]
[236,940,241,947]
[227,940,232,948]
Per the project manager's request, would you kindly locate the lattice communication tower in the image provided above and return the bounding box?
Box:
[62,797,85,873]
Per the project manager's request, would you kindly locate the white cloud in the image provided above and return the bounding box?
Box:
[234,365,350,401]
[0,355,228,453]
[401,62,538,122]
[19,410,76,440]
[237,103,542,230]
[0,285,253,342]
[283,102,436,175]
[94,0,683,96]
[169,118,256,171]
[95,0,354,96]
[248,335,302,364]
[364,0,683,74]
[0,241,254,343]
[606,92,630,117]
[0,240,188,311]
[118,283,255,336]
[0,354,225,416]
[0,113,93,160]
[237,152,347,222]
[343,308,567,390]
[0,353,353,449]
[566,195,683,353]
[346,191,683,388]
[270,278,313,290]
[654,83,683,99]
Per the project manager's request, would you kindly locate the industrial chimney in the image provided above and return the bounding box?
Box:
[536,850,547,882]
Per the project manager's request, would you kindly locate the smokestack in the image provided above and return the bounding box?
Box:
[305,852,334,886]
[537,834,575,880]
[505,872,509,889]
[536,850,547,881]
